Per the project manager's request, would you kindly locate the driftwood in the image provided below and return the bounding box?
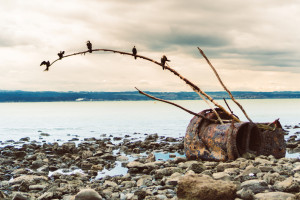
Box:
[41,43,286,162]
[135,87,231,124]
[198,47,253,123]
[42,46,240,122]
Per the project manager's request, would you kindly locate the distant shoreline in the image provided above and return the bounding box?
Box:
[0,90,300,103]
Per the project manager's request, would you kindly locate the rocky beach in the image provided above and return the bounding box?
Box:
[0,124,300,200]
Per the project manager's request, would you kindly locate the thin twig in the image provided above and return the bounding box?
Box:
[46,47,240,122]
[166,62,223,124]
[135,87,230,123]
[223,98,233,114]
[198,47,252,123]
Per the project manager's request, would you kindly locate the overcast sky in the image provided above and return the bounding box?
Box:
[1,0,300,92]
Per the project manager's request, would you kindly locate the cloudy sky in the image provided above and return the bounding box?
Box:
[1,0,300,92]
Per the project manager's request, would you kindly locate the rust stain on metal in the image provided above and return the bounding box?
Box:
[184,109,286,161]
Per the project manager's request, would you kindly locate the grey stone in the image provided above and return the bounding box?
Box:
[12,193,29,200]
[236,188,254,200]
[212,172,232,181]
[240,179,269,194]
[254,191,295,200]
[274,176,300,192]
[37,192,53,200]
[122,180,136,188]
[186,162,206,174]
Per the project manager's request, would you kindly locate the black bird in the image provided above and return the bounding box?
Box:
[58,51,65,59]
[40,61,50,71]
[132,46,137,59]
[161,55,170,70]
[86,41,92,53]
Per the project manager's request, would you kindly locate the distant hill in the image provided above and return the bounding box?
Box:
[0,90,299,102]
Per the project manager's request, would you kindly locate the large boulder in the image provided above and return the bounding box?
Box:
[177,174,236,200]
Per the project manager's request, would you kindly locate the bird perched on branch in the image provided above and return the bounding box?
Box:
[161,55,170,70]
[132,46,137,59]
[86,41,92,53]
[57,51,65,59]
[40,61,50,71]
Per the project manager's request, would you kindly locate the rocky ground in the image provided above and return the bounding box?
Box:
[0,125,300,200]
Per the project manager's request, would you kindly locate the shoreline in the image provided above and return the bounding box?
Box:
[1,131,300,200]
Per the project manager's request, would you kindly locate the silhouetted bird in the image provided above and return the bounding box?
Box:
[86,41,92,53]
[57,51,65,59]
[40,61,50,71]
[161,55,170,70]
[132,46,137,59]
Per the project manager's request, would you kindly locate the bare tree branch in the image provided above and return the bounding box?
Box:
[135,87,231,123]
[44,47,240,122]
[197,47,253,123]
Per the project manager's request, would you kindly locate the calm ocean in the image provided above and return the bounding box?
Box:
[0,99,299,157]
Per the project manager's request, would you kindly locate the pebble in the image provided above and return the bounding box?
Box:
[0,133,299,199]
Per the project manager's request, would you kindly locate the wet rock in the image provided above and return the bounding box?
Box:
[212,172,232,181]
[216,162,239,172]
[14,151,27,158]
[117,155,129,162]
[103,180,118,188]
[40,133,50,137]
[263,172,285,185]
[177,174,236,200]
[127,161,144,168]
[186,162,206,174]
[74,188,102,200]
[122,180,136,188]
[20,137,30,142]
[165,172,182,186]
[155,167,183,179]
[81,150,93,159]
[137,175,152,187]
[236,188,254,200]
[29,184,47,191]
[274,176,300,192]
[240,179,269,194]
[91,164,103,171]
[57,142,76,154]
[134,189,148,200]
[146,153,155,163]
[173,157,187,164]
[10,175,48,185]
[145,133,158,141]
[37,192,53,200]
[12,193,30,200]
[254,191,295,200]
[31,160,45,169]
[100,153,116,160]
[113,137,122,141]
[81,161,93,170]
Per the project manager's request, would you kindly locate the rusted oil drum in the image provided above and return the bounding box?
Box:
[184,109,286,161]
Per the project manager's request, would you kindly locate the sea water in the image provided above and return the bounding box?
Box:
[0,99,299,157]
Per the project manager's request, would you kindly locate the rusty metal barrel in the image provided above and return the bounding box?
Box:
[184,108,286,161]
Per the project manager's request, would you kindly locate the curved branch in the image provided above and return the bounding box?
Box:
[135,87,231,123]
[197,47,253,123]
[45,47,240,122]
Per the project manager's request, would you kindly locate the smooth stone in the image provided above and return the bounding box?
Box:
[240,179,269,194]
[254,191,295,200]
[177,174,236,200]
[74,189,102,200]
